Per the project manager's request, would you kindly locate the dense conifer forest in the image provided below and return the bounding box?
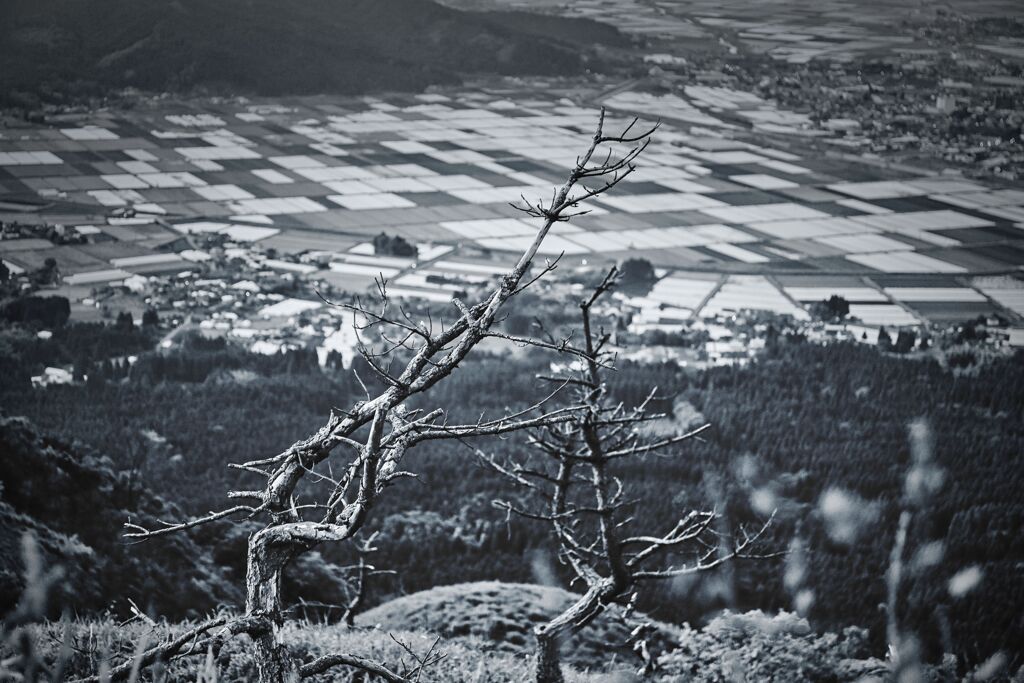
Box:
[1,316,1021,669]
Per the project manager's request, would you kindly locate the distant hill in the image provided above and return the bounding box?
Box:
[0,0,628,106]
[356,581,681,669]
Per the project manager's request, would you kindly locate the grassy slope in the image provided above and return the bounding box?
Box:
[11,583,899,682]
[21,619,600,682]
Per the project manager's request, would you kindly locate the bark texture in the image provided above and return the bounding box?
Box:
[534,629,565,683]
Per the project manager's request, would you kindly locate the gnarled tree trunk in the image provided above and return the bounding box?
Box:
[534,627,564,683]
[534,583,613,683]
[246,528,300,683]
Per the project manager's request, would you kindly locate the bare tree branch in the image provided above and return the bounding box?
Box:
[298,653,411,682]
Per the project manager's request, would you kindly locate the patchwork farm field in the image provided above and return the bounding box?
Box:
[2,84,1023,326]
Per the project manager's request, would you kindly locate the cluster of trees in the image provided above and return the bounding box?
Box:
[809,295,850,323]
[877,325,920,353]
[1,295,70,328]
[807,295,929,353]
[372,232,417,258]
[0,314,158,389]
[638,327,707,348]
[0,257,63,292]
[0,308,325,388]
[129,336,322,384]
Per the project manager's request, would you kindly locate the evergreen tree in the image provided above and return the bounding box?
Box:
[33,257,59,285]
[894,329,916,354]
[86,361,105,389]
[877,326,893,351]
[142,308,160,328]
[72,354,88,382]
[618,257,656,288]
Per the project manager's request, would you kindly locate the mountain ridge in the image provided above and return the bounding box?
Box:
[0,0,629,106]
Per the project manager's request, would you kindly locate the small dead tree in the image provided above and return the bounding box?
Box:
[340,532,393,628]
[481,268,774,683]
[289,531,394,626]
[85,110,659,683]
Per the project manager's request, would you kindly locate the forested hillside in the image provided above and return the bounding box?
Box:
[681,343,1024,665]
[1,322,1021,669]
[0,415,241,618]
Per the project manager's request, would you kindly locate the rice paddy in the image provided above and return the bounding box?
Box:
[2,86,1022,327]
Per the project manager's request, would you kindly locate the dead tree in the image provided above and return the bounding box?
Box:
[86,109,659,683]
[480,268,774,683]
